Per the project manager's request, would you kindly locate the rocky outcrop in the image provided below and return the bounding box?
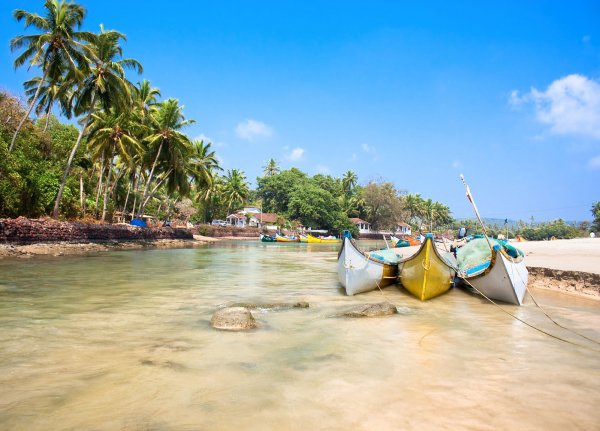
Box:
[337,302,398,318]
[0,217,192,244]
[228,301,309,310]
[528,266,600,298]
[210,307,257,331]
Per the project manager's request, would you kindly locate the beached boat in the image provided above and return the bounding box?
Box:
[275,233,299,242]
[390,235,410,247]
[299,235,308,243]
[260,233,276,242]
[307,233,341,243]
[398,233,457,300]
[456,237,528,305]
[337,233,400,295]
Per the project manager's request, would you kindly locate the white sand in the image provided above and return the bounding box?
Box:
[511,238,600,274]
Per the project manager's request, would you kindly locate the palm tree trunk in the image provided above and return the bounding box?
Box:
[138,140,164,216]
[101,155,114,222]
[52,95,97,219]
[43,97,54,133]
[95,155,105,210]
[9,70,47,152]
[140,169,171,213]
[79,172,85,215]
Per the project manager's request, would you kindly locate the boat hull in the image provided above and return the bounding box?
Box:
[308,234,341,244]
[260,234,276,242]
[275,234,299,242]
[463,248,528,305]
[399,236,456,300]
[337,237,398,296]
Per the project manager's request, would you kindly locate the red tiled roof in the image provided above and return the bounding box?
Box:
[349,218,369,225]
[257,213,278,223]
[227,214,245,219]
[396,222,411,227]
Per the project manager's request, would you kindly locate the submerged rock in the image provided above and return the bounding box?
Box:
[339,302,397,318]
[211,307,257,330]
[229,301,309,310]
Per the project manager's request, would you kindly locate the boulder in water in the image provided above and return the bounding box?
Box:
[211,307,257,330]
[339,302,397,318]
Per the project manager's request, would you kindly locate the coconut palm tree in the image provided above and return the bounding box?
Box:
[342,170,358,195]
[53,26,142,218]
[9,0,94,151]
[23,74,73,131]
[87,108,142,221]
[403,193,425,226]
[137,98,193,216]
[262,158,280,176]
[222,168,249,212]
[189,140,221,191]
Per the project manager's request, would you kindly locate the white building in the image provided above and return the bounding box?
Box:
[350,218,371,234]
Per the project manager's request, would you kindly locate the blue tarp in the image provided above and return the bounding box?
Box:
[130,218,147,228]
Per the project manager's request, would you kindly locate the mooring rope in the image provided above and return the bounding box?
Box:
[461,276,600,352]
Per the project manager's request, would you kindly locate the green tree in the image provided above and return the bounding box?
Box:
[287,182,346,232]
[9,0,93,151]
[53,26,142,218]
[592,201,600,232]
[262,158,280,176]
[222,168,249,212]
[361,181,404,230]
[23,74,73,132]
[256,168,308,214]
[342,170,357,196]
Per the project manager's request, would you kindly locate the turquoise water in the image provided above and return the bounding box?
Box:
[0,241,599,430]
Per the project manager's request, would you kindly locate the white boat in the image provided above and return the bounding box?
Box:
[337,235,400,296]
[457,238,528,305]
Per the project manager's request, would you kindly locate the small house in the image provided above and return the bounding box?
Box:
[350,218,371,234]
[395,222,412,236]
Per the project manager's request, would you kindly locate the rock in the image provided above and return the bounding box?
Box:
[210,307,257,330]
[229,301,309,310]
[339,302,397,318]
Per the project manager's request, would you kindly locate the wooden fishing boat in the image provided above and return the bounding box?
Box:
[307,233,341,244]
[260,233,276,242]
[390,235,410,247]
[456,238,528,305]
[275,233,299,242]
[398,234,456,300]
[337,234,400,295]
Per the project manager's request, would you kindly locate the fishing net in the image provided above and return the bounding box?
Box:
[457,237,524,275]
[369,249,401,264]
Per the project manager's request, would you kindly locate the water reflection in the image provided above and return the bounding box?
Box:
[0,240,599,430]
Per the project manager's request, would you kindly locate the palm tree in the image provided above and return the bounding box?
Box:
[189,140,221,190]
[137,98,193,216]
[23,74,73,131]
[222,168,249,212]
[403,193,425,226]
[262,158,280,176]
[53,26,142,218]
[9,0,94,151]
[87,109,142,221]
[134,79,160,122]
[342,170,358,195]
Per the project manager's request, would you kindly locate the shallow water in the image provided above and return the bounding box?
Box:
[0,241,599,430]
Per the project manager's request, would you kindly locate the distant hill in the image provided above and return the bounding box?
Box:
[456,218,588,228]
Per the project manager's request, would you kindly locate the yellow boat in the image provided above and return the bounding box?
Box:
[275,233,299,242]
[307,233,341,244]
[299,235,308,243]
[398,234,456,300]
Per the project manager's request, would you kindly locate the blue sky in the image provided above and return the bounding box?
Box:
[1,1,599,221]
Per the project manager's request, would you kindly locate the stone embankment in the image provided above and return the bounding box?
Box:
[528,266,600,299]
[0,217,193,243]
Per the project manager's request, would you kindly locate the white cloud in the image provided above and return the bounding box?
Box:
[235,119,273,141]
[588,155,600,169]
[347,153,357,162]
[316,164,330,174]
[511,74,600,139]
[361,143,371,152]
[194,133,225,147]
[286,147,305,161]
[451,160,461,169]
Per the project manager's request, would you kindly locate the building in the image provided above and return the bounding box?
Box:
[226,211,280,230]
[395,222,412,236]
[226,213,247,227]
[349,218,371,234]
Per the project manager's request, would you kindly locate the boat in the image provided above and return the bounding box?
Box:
[307,233,341,243]
[456,237,528,305]
[390,235,410,247]
[260,233,276,242]
[299,235,308,243]
[275,233,299,242]
[337,232,400,295]
[398,233,457,300]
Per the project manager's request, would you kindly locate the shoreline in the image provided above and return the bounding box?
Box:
[1,236,599,301]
